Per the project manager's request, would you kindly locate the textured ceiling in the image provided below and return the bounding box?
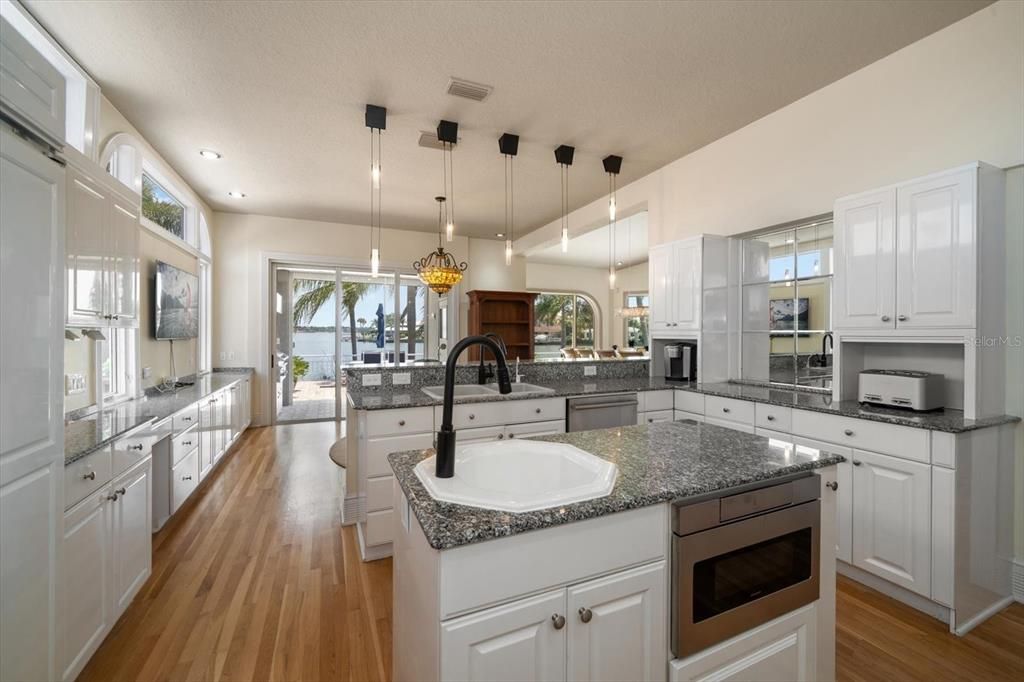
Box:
[27,0,988,238]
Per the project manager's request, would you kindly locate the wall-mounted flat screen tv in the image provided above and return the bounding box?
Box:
[769,298,809,331]
[154,260,199,339]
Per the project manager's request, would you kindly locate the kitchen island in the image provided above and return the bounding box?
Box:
[390,420,843,682]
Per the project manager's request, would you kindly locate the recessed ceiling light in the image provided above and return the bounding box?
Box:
[199,149,222,160]
[228,191,246,199]
[495,232,505,238]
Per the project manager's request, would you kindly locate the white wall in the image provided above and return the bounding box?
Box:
[519,1,1024,560]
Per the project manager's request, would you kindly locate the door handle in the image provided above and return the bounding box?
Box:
[825,481,838,491]
[570,401,638,410]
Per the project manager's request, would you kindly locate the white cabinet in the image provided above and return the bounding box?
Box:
[851,449,931,597]
[1,124,66,682]
[110,460,151,615]
[0,15,66,146]
[59,457,151,682]
[895,167,976,329]
[833,187,896,330]
[834,163,1000,332]
[59,490,112,682]
[650,239,701,336]
[566,562,666,682]
[441,589,567,682]
[65,160,141,328]
[229,383,243,441]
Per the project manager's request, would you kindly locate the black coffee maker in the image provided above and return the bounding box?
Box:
[664,341,697,381]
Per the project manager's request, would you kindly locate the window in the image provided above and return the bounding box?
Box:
[622,292,650,349]
[740,218,834,389]
[534,292,599,359]
[142,173,186,239]
[101,328,135,403]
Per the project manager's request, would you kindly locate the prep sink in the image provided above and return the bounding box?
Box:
[421,383,555,400]
[414,440,617,513]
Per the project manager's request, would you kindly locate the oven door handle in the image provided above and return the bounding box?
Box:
[569,400,638,411]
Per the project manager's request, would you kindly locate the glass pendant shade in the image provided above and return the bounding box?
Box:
[561,227,569,253]
[609,197,616,221]
[446,221,454,242]
[505,239,513,266]
[370,247,380,277]
[608,268,616,288]
[371,162,381,188]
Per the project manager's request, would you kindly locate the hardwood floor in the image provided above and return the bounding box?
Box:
[80,423,1024,682]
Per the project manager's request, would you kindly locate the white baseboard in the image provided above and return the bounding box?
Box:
[837,561,950,624]
[954,596,1015,636]
[1014,559,1024,603]
[356,522,393,562]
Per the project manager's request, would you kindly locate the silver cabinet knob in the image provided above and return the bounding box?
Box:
[578,607,593,623]
[881,315,891,322]
[535,408,542,414]
[852,460,862,466]
[508,433,515,439]
[115,487,126,496]
[183,441,192,446]
[468,414,475,420]
[844,429,854,436]
[551,614,566,630]
[497,433,504,440]
[766,415,775,421]
[648,418,654,423]
[129,444,144,451]
[83,471,96,481]
[898,314,908,321]
[722,407,730,413]
[183,416,193,421]
[111,315,119,321]
[107,493,119,501]
[183,475,193,481]
[398,420,406,426]
[825,481,838,491]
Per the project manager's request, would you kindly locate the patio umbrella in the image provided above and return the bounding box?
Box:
[375,303,385,348]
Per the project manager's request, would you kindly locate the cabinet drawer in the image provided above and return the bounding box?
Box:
[704,396,755,424]
[364,509,393,546]
[171,447,200,513]
[65,447,113,510]
[112,431,157,477]
[674,410,704,423]
[640,409,674,425]
[365,407,433,437]
[366,475,393,513]
[171,424,199,466]
[365,432,434,478]
[642,390,674,412]
[443,397,566,429]
[791,410,930,463]
[506,419,565,439]
[172,405,199,435]
[704,416,756,434]
[674,390,705,414]
[755,404,792,432]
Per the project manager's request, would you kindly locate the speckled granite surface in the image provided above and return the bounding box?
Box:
[678,382,1020,434]
[347,375,676,410]
[389,420,845,550]
[64,370,253,465]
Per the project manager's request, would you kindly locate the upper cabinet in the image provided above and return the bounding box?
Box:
[65,157,140,328]
[0,15,66,148]
[834,163,1003,331]
[649,237,710,337]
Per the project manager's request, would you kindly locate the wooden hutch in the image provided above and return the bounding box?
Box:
[465,290,538,361]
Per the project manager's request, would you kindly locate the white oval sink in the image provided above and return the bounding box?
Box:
[414,440,617,513]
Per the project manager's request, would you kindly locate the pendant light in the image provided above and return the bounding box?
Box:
[603,155,622,288]
[555,145,575,252]
[500,133,520,266]
[365,105,386,276]
[437,120,458,241]
[414,196,467,295]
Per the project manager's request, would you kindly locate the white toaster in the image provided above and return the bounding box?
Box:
[857,369,945,411]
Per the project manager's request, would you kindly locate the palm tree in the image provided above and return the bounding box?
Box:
[292,280,371,359]
[534,293,574,345]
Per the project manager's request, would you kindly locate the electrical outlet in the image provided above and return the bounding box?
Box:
[142,366,152,379]
[583,365,597,377]
[393,372,412,386]
[65,373,86,395]
[362,373,382,387]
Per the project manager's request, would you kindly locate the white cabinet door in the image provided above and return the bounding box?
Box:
[0,15,66,146]
[896,167,976,329]
[567,561,666,682]
[111,459,151,616]
[229,384,242,441]
[59,491,112,682]
[441,589,566,682]
[1,126,65,682]
[198,399,214,477]
[649,243,674,335]
[851,449,931,596]
[672,239,702,331]
[108,194,139,326]
[833,188,896,329]
[66,165,109,324]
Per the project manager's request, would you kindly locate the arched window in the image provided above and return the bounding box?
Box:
[533,292,600,359]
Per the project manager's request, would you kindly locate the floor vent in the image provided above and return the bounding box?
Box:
[1014,559,1024,602]
[446,77,492,102]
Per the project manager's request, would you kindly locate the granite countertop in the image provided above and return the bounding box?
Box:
[64,369,253,465]
[678,381,1021,434]
[347,376,677,410]
[389,420,845,550]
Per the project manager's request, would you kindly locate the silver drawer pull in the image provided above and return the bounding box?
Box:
[468,414,475,420]
[578,607,593,623]
[570,400,638,411]
[129,444,144,451]
[398,420,406,426]
[551,614,565,630]
[722,407,730,413]
[852,460,862,466]
[898,314,908,321]
[497,433,504,440]
[82,471,96,481]
[115,487,126,496]
[825,481,838,491]
[183,416,193,421]
[183,441,192,446]
[107,493,119,501]
[182,475,193,481]
[508,433,515,439]
[881,315,891,322]
[766,415,775,421]
[535,408,542,414]
[844,429,854,436]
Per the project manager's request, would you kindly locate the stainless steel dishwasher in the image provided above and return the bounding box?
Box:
[566,393,638,432]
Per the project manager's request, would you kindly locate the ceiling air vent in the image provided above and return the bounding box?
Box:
[446,77,492,102]
[417,132,446,150]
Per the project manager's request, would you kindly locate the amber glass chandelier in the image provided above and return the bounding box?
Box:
[414,196,467,295]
